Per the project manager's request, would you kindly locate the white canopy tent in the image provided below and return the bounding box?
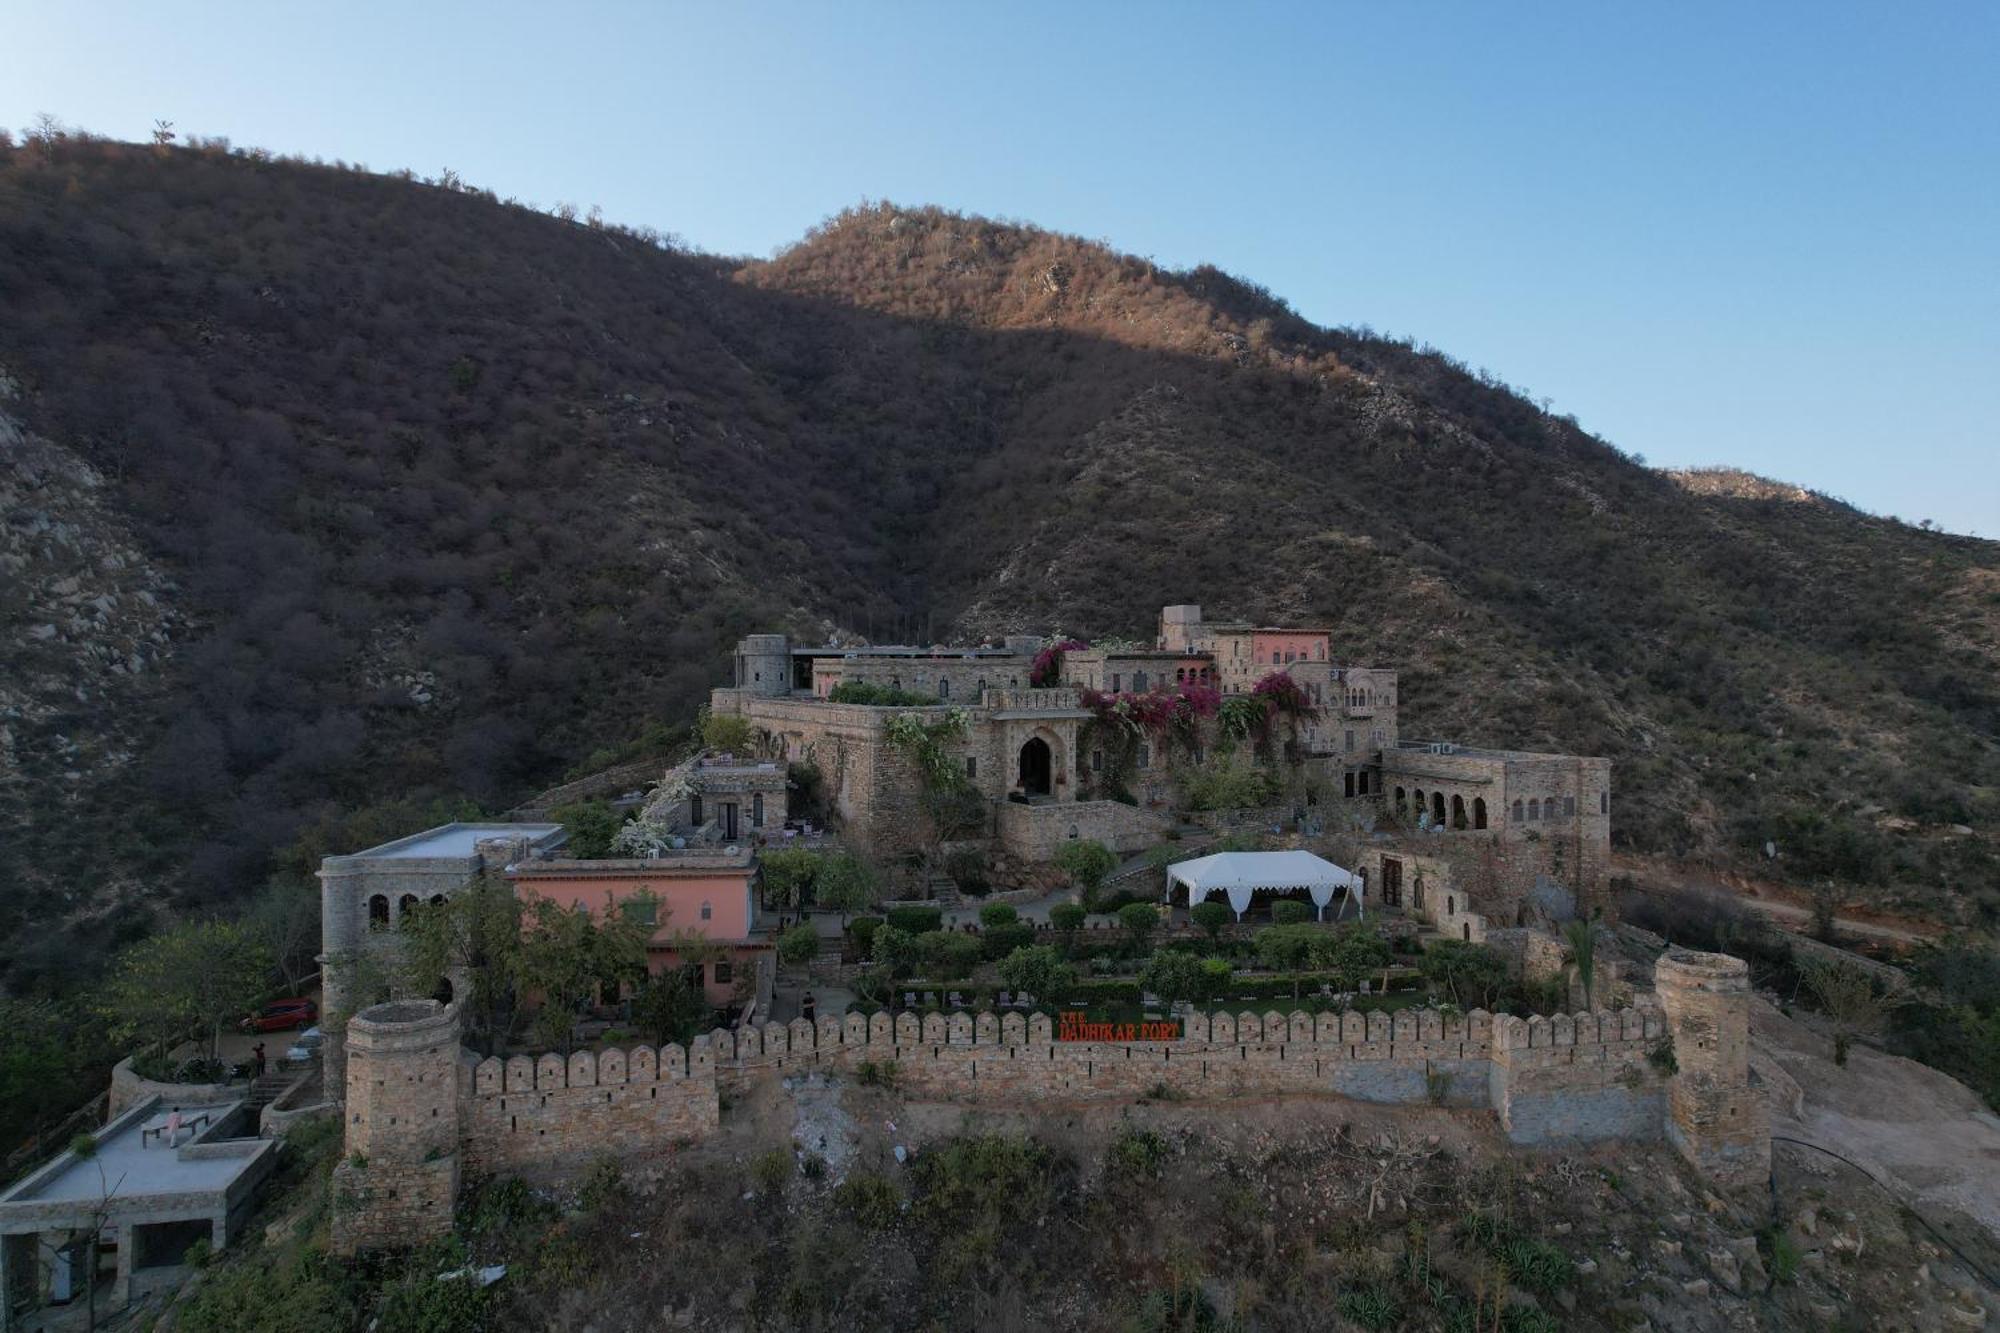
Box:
[1164,849,1365,921]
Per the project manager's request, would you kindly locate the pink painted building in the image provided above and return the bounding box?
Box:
[1249,628,1330,669]
[509,851,767,1006]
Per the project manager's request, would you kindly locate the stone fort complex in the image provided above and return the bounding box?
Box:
[712,602,1610,900]
[324,600,1715,1255]
[329,951,1769,1254]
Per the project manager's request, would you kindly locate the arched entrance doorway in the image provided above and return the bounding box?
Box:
[1018,737,1052,797]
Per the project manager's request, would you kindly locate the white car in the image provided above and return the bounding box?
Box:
[286,1027,325,1063]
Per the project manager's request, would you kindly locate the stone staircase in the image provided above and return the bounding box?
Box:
[246,1071,296,1113]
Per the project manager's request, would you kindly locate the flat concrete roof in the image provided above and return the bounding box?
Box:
[1,1100,261,1208]
[349,822,567,860]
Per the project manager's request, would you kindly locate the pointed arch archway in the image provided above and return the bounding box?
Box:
[1018,736,1052,797]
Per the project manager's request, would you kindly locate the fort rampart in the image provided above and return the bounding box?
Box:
[338,951,1763,1252]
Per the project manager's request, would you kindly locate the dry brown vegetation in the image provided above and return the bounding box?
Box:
[1,138,1996,993]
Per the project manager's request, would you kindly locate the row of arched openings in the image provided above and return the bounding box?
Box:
[1392,787,1488,830]
[368,892,448,930]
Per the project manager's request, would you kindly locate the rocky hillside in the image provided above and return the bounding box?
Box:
[1,137,1995,988]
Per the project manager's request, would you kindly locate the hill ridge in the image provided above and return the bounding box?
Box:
[0,138,1995,989]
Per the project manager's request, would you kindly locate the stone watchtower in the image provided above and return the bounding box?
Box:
[330,1000,463,1254]
[735,634,791,698]
[1655,950,1770,1188]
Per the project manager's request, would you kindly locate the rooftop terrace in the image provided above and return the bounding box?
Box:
[346,821,567,860]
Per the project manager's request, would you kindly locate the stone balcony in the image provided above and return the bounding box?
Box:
[981,687,1091,718]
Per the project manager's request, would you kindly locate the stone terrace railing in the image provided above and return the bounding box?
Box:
[981,687,1084,712]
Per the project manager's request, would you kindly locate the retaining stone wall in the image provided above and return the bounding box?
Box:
[460,1046,720,1174]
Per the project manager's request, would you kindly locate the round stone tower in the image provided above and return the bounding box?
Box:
[1654,950,1770,1188]
[736,633,791,698]
[330,999,463,1253]
[315,859,364,1089]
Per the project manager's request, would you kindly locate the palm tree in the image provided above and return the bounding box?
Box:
[1563,918,1597,1009]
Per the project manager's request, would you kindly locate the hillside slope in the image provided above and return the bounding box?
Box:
[1,140,1994,987]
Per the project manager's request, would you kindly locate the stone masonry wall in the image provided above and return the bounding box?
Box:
[461,1045,720,1174]
[338,964,1761,1247]
[996,798,1165,860]
[459,1004,1666,1154]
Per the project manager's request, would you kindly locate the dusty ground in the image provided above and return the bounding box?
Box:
[645,1060,2000,1331]
[1753,997,2000,1278]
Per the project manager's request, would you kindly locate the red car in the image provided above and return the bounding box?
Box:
[241,998,318,1033]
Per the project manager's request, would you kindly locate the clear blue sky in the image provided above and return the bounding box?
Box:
[6,2,1995,535]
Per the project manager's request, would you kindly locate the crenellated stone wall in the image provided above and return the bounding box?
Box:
[460,1044,720,1174]
[334,954,1763,1250]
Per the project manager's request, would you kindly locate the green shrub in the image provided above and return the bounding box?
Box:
[1054,840,1117,901]
[998,945,1076,1002]
[872,924,918,973]
[177,1247,358,1331]
[834,1170,903,1227]
[855,1059,900,1089]
[916,930,982,979]
[777,922,821,968]
[1050,903,1087,933]
[1117,903,1161,950]
[698,706,755,752]
[553,798,624,859]
[847,915,883,957]
[1139,950,1204,1008]
[1270,899,1313,925]
[1762,1225,1802,1283]
[980,922,1036,961]
[1335,1284,1400,1331]
[852,966,892,1006]
[1065,979,1142,1006]
[752,1148,793,1195]
[1648,1034,1679,1074]
[1190,900,1233,942]
[577,1153,627,1211]
[1106,1127,1169,1179]
[886,905,943,935]
[978,903,1018,929]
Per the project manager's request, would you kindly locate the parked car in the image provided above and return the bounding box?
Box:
[286,1026,325,1063]
[241,998,318,1033]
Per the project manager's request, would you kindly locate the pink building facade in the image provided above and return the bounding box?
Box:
[509,854,766,1006]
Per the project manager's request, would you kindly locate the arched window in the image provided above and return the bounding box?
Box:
[1432,792,1447,826]
[976,678,987,698]
[1462,923,1471,942]
[398,894,418,923]
[1176,668,1186,683]
[1413,789,1425,817]
[700,901,712,921]
[752,793,765,826]
[1395,786,1406,809]
[1068,824,1079,839]
[938,678,949,699]
[1473,798,1487,830]
[1451,795,1467,830]
[1528,798,1541,821]
[1447,895,1456,914]
[368,894,390,930]
[1512,799,1524,823]
[429,894,446,907]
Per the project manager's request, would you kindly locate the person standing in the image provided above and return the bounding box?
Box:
[252,1042,266,1078]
